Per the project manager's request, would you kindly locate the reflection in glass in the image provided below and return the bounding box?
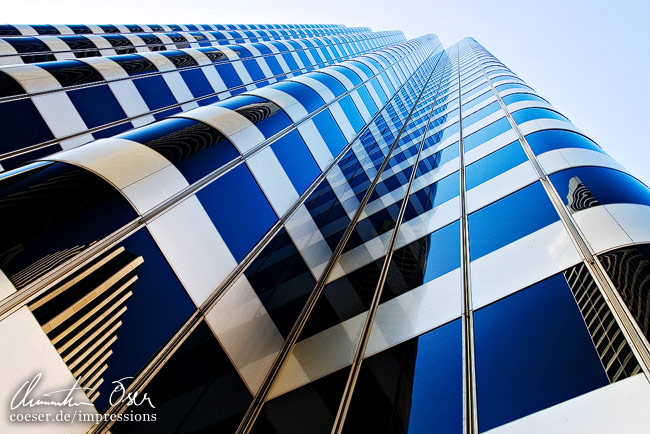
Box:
[563,263,640,381]
[252,367,350,434]
[600,244,650,343]
[565,176,600,212]
[551,166,650,209]
[112,321,252,433]
[341,320,462,434]
[29,245,142,405]
[244,228,317,338]
[0,162,137,290]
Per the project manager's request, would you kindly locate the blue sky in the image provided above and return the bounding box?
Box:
[5,0,649,184]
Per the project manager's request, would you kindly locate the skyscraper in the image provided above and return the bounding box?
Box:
[0,23,648,434]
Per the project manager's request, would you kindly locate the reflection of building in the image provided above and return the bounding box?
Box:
[566,176,600,212]
[29,247,142,403]
[563,263,641,381]
[600,247,650,340]
[0,23,649,434]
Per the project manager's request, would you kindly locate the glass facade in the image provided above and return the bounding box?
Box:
[0,23,648,434]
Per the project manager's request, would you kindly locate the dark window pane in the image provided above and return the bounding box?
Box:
[252,367,349,434]
[118,117,239,183]
[474,274,609,432]
[244,228,317,337]
[112,321,251,433]
[342,319,462,434]
[0,162,137,289]
[68,85,126,128]
[0,99,54,154]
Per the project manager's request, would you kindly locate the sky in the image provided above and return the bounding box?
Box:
[4,0,649,184]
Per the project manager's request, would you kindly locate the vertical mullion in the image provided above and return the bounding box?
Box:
[457,41,479,434]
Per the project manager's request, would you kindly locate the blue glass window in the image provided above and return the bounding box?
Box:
[462,81,489,99]
[404,173,460,222]
[416,143,459,176]
[0,99,54,153]
[419,220,461,281]
[474,274,609,431]
[103,35,135,55]
[331,65,362,86]
[6,37,56,63]
[463,100,501,127]
[219,95,292,139]
[180,68,215,98]
[0,71,25,98]
[244,228,317,337]
[0,162,137,284]
[429,122,459,146]
[133,76,177,110]
[264,55,284,76]
[463,117,510,151]
[502,92,547,105]
[462,89,493,111]
[281,53,300,71]
[271,130,321,194]
[342,319,462,434]
[551,166,650,209]
[468,182,559,260]
[68,85,126,128]
[337,96,365,132]
[197,163,277,261]
[111,321,251,432]
[356,86,378,115]
[92,227,196,411]
[214,62,244,88]
[466,141,527,189]
[495,82,534,93]
[304,176,351,251]
[311,71,347,96]
[312,109,348,156]
[254,367,349,433]
[242,58,265,81]
[272,81,325,113]
[295,49,311,68]
[39,60,103,87]
[118,117,239,183]
[408,319,462,433]
[110,54,158,76]
[512,107,568,124]
[369,78,388,104]
[525,129,602,155]
[0,25,20,36]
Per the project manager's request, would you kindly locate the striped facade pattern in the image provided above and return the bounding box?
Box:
[0,23,649,434]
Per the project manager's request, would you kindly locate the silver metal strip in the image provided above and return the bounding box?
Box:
[456,42,479,434]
